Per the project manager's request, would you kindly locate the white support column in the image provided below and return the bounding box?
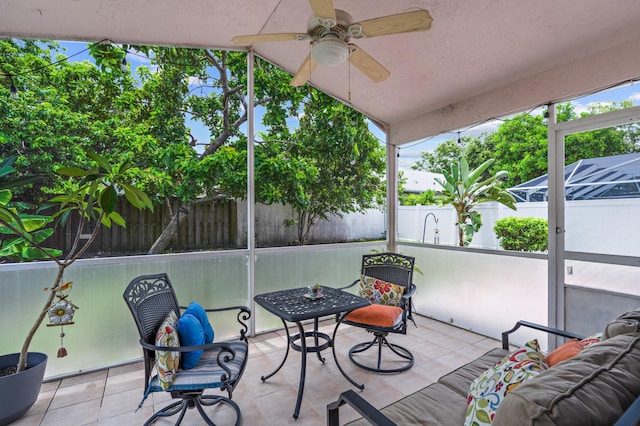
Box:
[547,103,565,344]
[386,128,398,253]
[247,50,256,337]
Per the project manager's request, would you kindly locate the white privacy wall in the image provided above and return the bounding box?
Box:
[399,199,640,256]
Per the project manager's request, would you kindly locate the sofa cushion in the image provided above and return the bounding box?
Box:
[439,348,508,397]
[493,333,640,426]
[347,382,468,426]
[602,309,640,340]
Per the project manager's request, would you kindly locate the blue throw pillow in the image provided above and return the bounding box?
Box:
[177,313,204,369]
[184,301,214,344]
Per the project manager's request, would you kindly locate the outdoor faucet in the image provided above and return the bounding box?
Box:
[422,212,440,244]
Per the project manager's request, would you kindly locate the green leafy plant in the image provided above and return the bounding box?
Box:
[0,152,152,373]
[494,216,548,252]
[435,154,516,246]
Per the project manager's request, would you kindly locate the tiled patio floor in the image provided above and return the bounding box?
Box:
[13,315,501,425]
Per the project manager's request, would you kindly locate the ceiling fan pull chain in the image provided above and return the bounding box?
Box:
[348,50,352,102]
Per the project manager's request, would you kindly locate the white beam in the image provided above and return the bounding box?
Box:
[391,36,640,145]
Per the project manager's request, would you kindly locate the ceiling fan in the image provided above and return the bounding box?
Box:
[231,0,432,86]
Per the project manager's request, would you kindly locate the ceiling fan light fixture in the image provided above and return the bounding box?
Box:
[311,37,349,66]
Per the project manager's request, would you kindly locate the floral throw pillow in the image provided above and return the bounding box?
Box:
[358,274,405,307]
[155,310,180,390]
[465,339,548,425]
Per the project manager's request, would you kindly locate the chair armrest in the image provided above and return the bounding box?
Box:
[501,320,586,350]
[337,279,361,291]
[179,305,251,342]
[401,283,417,299]
[327,390,397,426]
[179,305,251,315]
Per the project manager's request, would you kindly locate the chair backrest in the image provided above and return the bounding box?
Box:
[123,273,181,384]
[361,252,414,289]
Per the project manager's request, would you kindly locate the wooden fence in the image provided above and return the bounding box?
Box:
[48,197,237,256]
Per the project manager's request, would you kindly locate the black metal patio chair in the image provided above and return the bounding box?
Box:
[339,252,416,373]
[123,273,250,425]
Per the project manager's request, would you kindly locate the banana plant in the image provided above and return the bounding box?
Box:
[435,155,516,246]
[0,152,153,373]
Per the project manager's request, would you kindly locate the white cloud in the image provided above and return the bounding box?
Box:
[629,92,640,102]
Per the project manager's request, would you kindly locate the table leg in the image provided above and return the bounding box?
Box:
[293,321,307,419]
[332,313,365,390]
[260,319,291,382]
[314,317,326,363]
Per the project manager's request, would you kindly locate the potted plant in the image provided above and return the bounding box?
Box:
[0,152,152,425]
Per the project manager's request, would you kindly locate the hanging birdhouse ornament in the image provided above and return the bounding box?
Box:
[46,282,78,358]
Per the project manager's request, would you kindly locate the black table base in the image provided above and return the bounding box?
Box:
[255,287,370,419]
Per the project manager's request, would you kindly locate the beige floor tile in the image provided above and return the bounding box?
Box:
[99,387,141,419]
[59,369,107,388]
[48,379,105,410]
[25,316,498,426]
[10,411,45,426]
[104,367,144,396]
[41,398,101,426]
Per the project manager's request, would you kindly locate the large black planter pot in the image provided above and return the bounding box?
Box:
[0,352,47,426]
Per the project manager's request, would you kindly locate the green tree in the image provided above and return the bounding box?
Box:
[436,154,516,246]
[3,40,386,250]
[413,102,640,188]
[486,102,639,185]
[209,92,386,244]
[412,135,487,174]
[1,40,152,202]
[279,92,385,244]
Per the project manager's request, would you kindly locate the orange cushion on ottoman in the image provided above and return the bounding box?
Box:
[345,304,403,327]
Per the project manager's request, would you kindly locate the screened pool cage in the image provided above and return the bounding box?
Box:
[509,153,640,202]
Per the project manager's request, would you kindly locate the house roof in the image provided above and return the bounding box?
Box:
[2,1,640,145]
[509,153,640,202]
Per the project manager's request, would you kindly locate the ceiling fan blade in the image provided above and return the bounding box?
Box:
[356,10,432,38]
[232,33,303,44]
[309,0,336,20]
[290,55,319,87]
[348,45,390,83]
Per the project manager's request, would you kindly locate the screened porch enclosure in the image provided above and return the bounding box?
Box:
[2,0,640,382]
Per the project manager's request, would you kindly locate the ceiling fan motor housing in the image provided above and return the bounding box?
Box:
[308,9,352,65]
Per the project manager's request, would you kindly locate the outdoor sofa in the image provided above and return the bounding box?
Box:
[328,310,640,425]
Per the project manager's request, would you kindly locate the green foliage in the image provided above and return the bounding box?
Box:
[257,91,386,244]
[3,40,384,249]
[0,155,61,260]
[487,102,639,185]
[435,154,516,246]
[414,102,640,188]
[400,189,437,206]
[0,151,152,373]
[494,216,548,252]
[412,135,490,174]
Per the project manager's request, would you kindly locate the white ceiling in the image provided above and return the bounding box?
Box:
[2,0,640,145]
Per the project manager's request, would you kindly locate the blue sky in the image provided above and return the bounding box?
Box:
[57,41,640,171]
